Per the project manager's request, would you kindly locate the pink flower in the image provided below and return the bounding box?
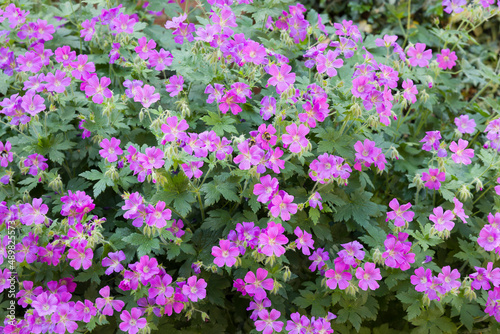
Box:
[0,141,13,167]
[245,268,274,300]
[438,266,461,292]
[67,239,93,270]
[386,198,414,227]
[102,250,126,275]
[21,91,45,116]
[135,255,160,282]
[255,309,284,334]
[165,75,184,97]
[149,48,173,71]
[436,48,457,70]
[134,84,160,108]
[70,54,95,80]
[20,198,48,225]
[32,291,58,316]
[234,141,265,170]
[161,116,189,144]
[99,137,123,162]
[119,308,147,334]
[269,190,297,221]
[478,225,500,251]
[96,286,125,316]
[422,168,445,190]
[338,241,365,267]
[452,197,469,224]
[253,175,279,203]
[429,206,455,232]
[309,192,323,210]
[45,70,71,93]
[316,50,343,77]
[258,221,289,257]
[411,267,432,292]
[443,0,467,14]
[407,43,432,67]
[351,76,374,98]
[212,239,239,267]
[80,18,96,41]
[454,115,476,134]
[282,123,310,153]
[74,299,97,323]
[55,46,76,65]
[149,273,174,305]
[325,263,352,290]
[85,75,112,104]
[294,226,314,255]
[420,131,442,151]
[135,36,156,60]
[402,79,418,104]
[266,64,296,94]
[146,201,171,228]
[308,248,329,272]
[449,139,474,165]
[0,268,11,293]
[182,276,207,302]
[181,160,204,179]
[356,262,382,290]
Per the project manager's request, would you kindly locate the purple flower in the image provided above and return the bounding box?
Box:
[386,198,414,227]
[420,131,442,151]
[338,241,365,267]
[148,48,173,71]
[102,250,126,275]
[294,227,314,255]
[308,248,329,272]
[455,115,476,134]
[407,43,432,67]
[478,225,500,251]
[20,198,48,225]
[316,50,343,77]
[266,64,296,94]
[356,262,382,291]
[165,75,184,97]
[259,96,276,120]
[45,70,71,93]
[411,267,432,292]
[181,160,204,179]
[325,263,352,290]
[99,137,123,162]
[422,168,445,190]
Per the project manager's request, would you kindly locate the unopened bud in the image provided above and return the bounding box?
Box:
[458,184,472,202]
[372,248,384,266]
[474,177,483,192]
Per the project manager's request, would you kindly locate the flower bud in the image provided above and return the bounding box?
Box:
[345,281,358,296]
[283,266,292,282]
[372,248,384,266]
[413,174,424,192]
[474,177,483,192]
[458,184,472,202]
[389,146,400,160]
[349,102,363,119]
[463,285,477,302]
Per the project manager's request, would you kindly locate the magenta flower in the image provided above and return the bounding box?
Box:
[17,51,43,73]
[478,225,500,251]
[253,175,279,203]
[165,75,184,97]
[402,79,418,104]
[74,299,97,323]
[308,248,329,272]
[21,91,45,116]
[146,201,171,228]
[454,115,476,134]
[51,303,79,334]
[70,54,95,80]
[309,191,323,210]
[437,48,457,70]
[422,168,445,190]
[243,40,267,65]
[119,308,147,334]
[260,96,277,120]
[375,34,398,47]
[294,226,315,255]
[220,91,244,115]
[351,76,374,98]
[407,43,432,67]
[161,116,189,144]
[80,18,96,41]
[282,123,310,153]
[438,266,461,292]
[96,286,125,316]
[266,64,296,94]
[0,141,13,167]
[338,241,365,267]
[85,75,112,104]
[135,36,156,59]
[255,309,284,334]
[0,268,11,293]
[136,255,160,282]
[411,267,432,292]
[67,239,93,270]
[55,46,76,65]
[45,70,71,93]
[166,219,185,239]
[452,197,469,224]
[182,276,207,302]
[269,190,297,221]
[181,160,204,179]
[111,13,136,34]
[102,250,126,275]
[99,137,123,162]
[20,198,48,225]
[355,262,382,291]
[149,48,173,71]
[449,139,474,165]
[325,263,352,290]
[234,141,265,170]
[354,139,378,165]
[32,291,58,316]
[429,206,455,232]
[205,83,225,104]
[259,221,289,257]
[149,273,175,305]
[386,198,414,227]
[245,268,274,300]
[212,239,239,267]
[420,131,442,151]
[316,50,343,77]
[443,0,467,14]
[134,84,160,108]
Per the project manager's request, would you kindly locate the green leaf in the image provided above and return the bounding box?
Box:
[201,112,238,136]
[123,233,161,258]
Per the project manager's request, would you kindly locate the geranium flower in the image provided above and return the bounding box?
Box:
[356,262,382,290]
